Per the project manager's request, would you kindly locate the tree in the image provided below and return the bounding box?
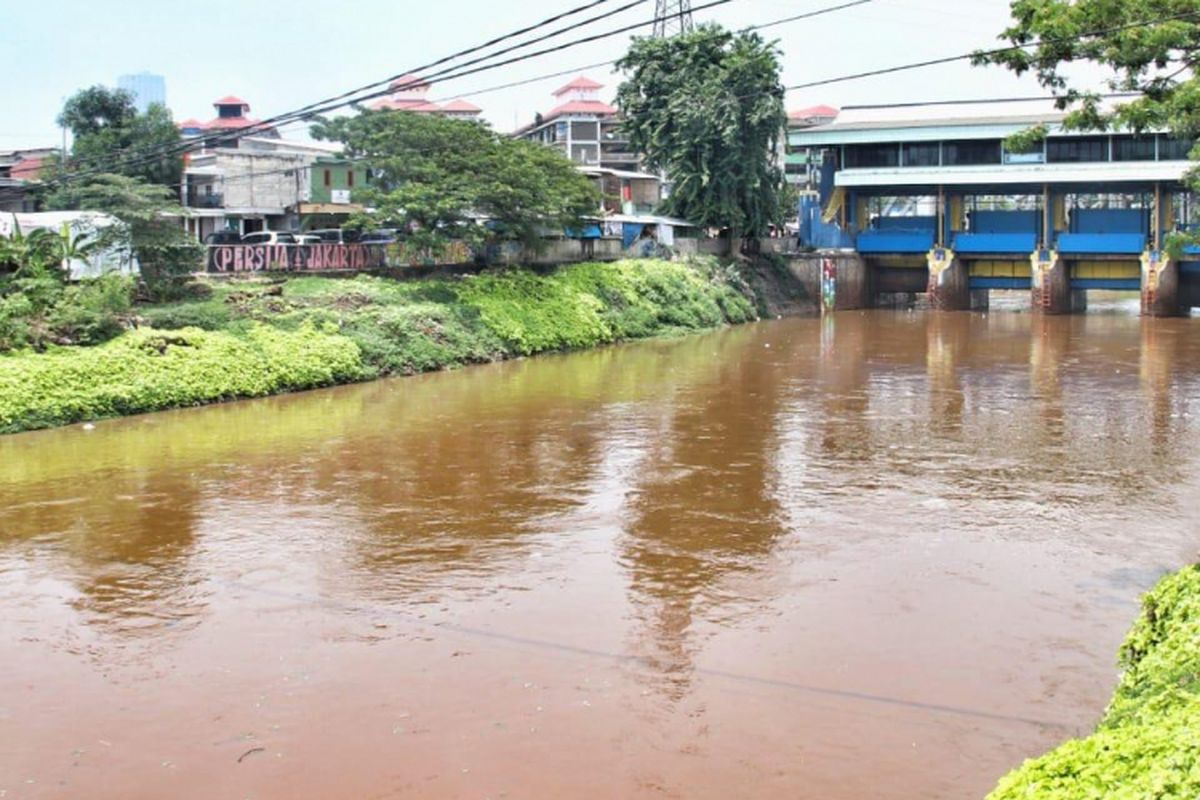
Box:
[616,24,787,243]
[57,85,183,187]
[976,1,1200,163]
[43,174,201,300]
[58,86,138,138]
[311,111,598,254]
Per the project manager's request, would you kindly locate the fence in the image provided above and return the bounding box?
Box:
[204,236,728,274]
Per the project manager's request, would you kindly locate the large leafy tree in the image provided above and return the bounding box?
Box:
[43,175,201,300]
[616,24,787,242]
[976,1,1200,162]
[58,85,183,187]
[311,111,598,252]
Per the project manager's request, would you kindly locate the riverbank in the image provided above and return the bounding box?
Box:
[0,258,759,434]
[989,565,1200,798]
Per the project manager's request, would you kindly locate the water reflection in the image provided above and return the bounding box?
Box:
[2,307,1199,800]
[619,330,789,699]
[0,469,205,641]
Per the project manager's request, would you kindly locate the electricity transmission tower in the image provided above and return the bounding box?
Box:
[653,0,694,37]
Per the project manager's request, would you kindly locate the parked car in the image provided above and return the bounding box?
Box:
[295,234,321,245]
[308,228,362,244]
[242,231,299,245]
[204,230,242,245]
[359,229,398,244]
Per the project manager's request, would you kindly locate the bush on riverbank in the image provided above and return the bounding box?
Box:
[988,566,1200,799]
[0,324,365,433]
[0,258,757,433]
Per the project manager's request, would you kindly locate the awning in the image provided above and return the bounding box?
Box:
[298,203,364,215]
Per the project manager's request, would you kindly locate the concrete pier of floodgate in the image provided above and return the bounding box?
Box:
[782,249,1197,315]
[787,96,1200,317]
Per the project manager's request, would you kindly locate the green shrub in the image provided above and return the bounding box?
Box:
[343,303,506,376]
[0,324,365,433]
[0,258,756,433]
[989,566,1200,799]
[0,294,33,351]
[140,300,234,331]
[47,274,134,346]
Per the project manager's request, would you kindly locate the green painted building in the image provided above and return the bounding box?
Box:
[299,157,370,229]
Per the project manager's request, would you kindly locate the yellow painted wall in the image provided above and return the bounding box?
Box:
[968,261,1033,278]
[1071,261,1141,279]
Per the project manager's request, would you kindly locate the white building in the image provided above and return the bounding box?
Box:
[514,77,641,172]
[181,136,343,241]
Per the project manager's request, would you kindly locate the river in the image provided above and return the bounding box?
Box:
[2,304,1198,799]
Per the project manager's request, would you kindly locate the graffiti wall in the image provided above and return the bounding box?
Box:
[206,244,388,273]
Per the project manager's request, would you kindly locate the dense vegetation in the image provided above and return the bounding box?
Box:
[0,258,756,434]
[617,25,788,241]
[976,0,1200,191]
[989,566,1200,799]
[311,110,599,255]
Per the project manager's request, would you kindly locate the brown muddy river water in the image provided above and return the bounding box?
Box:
[2,304,1199,799]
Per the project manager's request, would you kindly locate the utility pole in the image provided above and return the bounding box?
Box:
[653,0,694,38]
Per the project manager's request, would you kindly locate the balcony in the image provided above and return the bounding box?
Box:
[186,192,224,209]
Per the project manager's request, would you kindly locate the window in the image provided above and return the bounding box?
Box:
[1159,136,1195,160]
[1003,146,1045,164]
[901,142,940,167]
[1113,136,1156,161]
[323,169,331,187]
[571,121,599,141]
[844,143,899,168]
[347,170,354,188]
[1046,136,1109,163]
[943,140,1002,165]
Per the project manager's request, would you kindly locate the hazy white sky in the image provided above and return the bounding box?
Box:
[0,0,1078,150]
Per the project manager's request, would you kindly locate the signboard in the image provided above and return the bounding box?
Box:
[331,189,352,204]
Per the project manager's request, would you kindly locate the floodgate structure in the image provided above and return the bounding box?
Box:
[789,97,1200,316]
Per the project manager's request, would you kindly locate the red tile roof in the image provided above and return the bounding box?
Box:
[789,104,838,119]
[553,76,604,96]
[544,100,616,119]
[213,96,250,109]
[370,98,445,113]
[203,116,263,130]
[10,157,45,181]
[389,74,430,92]
[441,99,481,113]
[177,118,204,128]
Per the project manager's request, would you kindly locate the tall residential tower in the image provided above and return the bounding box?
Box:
[117,72,166,113]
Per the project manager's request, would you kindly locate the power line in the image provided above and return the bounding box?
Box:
[783,9,1200,93]
[39,0,655,188]
[0,0,871,203]
[435,0,877,109]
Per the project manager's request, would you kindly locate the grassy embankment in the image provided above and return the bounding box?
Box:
[989,566,1200,799]
[0,258,756,434]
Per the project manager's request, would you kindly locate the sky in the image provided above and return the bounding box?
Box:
[0,0,1086,151]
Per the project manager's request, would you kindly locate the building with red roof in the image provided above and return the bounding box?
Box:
[178,96,279,142]
[788,105,839,127]
[369,76,482,119]
[784,105,838,186]
[0,147,58,212]
[513,76,638,173]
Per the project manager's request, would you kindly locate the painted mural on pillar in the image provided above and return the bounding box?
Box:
[927,248,956,287]
[820,258,837,314]
[1141,249,1170,313]
[1141,250,1169,293]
